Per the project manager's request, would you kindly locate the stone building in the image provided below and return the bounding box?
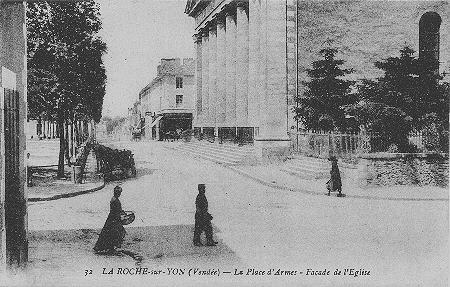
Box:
[138,58,195,140]
[185,0,449,158]
[0,1,28,269]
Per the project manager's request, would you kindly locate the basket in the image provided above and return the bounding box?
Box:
[120,211,135,225]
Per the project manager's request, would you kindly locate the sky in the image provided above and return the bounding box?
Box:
[96,0,195,117]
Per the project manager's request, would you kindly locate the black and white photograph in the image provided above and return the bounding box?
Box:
[0,0,448,286]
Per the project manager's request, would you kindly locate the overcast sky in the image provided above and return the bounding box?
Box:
[96,0,195,117]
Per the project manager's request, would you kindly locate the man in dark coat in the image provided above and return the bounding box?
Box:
[193,184,218,246]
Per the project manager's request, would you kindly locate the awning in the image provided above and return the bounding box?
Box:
[143,115,162,129]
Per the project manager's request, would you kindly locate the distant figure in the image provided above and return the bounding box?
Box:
[94,186,126,253]
[26,153,33,187]
[193,184,217,246]
[326,156,343,197]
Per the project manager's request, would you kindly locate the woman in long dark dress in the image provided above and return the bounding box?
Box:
[94,186,126,253]
[327,156,342,196]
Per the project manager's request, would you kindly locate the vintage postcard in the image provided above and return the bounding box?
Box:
[0,0,448,286]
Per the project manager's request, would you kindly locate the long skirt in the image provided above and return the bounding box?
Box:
[94,213,126,252]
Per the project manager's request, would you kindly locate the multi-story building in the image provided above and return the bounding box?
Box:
[185,0,449,158]
[138,58,195,140]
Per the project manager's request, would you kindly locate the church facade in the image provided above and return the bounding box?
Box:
[185,0,449,157]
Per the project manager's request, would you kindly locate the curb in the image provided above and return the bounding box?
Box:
[226,166,449,202]
[29,164,68,168]
[165,143,448,202]
[28,181,106,202]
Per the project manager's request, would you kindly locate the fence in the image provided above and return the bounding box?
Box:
[408,130,448,152]
[289,130,370,159]
[289,129,448,159]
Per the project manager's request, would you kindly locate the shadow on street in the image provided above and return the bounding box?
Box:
[28,224,240,273]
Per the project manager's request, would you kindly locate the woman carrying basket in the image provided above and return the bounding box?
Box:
[94,185,129,254]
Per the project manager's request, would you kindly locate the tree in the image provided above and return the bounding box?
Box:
[347,46,449,152]
[102,116,127,134]
[27,1,107,177]
[294,47,357,132]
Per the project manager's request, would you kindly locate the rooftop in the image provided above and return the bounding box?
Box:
[139,58,195,98]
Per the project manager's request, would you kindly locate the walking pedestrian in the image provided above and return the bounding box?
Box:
[193,184,218,246]
[94,185,127,254]
[326,156,343,197]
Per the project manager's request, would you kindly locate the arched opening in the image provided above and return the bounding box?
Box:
[419,12,442,78]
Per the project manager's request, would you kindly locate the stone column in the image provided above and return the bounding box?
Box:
[208,21,217,129]
[248,0,261,128]
[215,14,226,126]
[235,2,249,127]
[259,0,268,136]
[201,29,209,127]
[254,0,291,159]
[225,6,237,127]
[194,33,203,126]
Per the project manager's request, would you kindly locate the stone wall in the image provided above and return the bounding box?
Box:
[289,1,450,139]
[297,1,450,84]
[358,153,449,187]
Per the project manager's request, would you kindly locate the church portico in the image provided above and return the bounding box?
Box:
[185,0,292,156]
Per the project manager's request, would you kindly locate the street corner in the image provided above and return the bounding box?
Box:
[120,224,241,268]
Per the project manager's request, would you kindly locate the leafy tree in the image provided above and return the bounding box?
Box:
[27,1,107,177]
[102,116,127,134]
[294,47,357,132]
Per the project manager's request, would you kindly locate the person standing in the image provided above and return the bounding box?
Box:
[94,185,127,253]
[327,156,343,197]
[193,184,218,246]
[26,153,33,187]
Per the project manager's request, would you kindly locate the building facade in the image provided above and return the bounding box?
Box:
[186,0,298,157]
[185,0,449,158]
[0,0,28,269]
[137,58,195,140]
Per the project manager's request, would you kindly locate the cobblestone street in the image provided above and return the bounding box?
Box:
[20,140,448,287]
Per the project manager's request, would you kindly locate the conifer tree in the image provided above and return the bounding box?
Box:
[348,46,449,152]
[294,47,356,132]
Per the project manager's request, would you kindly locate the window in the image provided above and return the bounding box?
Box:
[176,77,183,89]
[419,12,441,78]
[176,95,183,107]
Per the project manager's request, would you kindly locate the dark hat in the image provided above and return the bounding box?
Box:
[198,183,205,189]
[114,185,122,193]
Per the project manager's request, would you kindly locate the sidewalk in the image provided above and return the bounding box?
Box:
[229,163,448,201]
[28,151,105,202]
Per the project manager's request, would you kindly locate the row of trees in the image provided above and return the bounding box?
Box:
[27,1,107,177]
[294,47,449,152]
[102,116,127,134]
